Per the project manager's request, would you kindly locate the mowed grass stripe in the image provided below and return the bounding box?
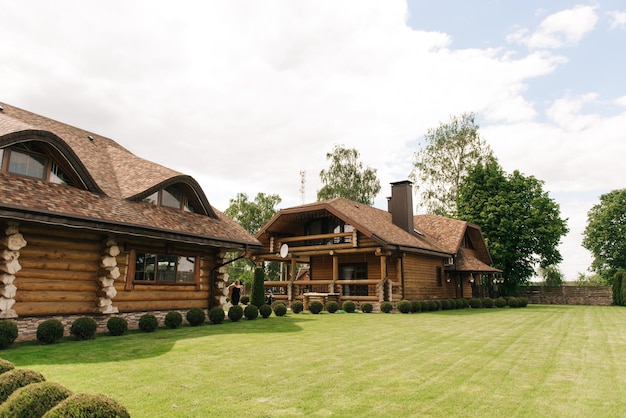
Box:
[2,305,626,417]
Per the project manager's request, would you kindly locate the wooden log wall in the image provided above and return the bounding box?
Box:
[0,222,26,318]
[12,222,225,316]
[402,254,456,301]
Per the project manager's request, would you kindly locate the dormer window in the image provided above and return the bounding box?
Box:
[142,186,197,213]
[0,143,78,187]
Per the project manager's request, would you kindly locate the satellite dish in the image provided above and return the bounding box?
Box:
[280,244,289,258]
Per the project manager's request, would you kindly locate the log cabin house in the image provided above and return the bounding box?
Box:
[0,102,260,336]
[254,181,501,308]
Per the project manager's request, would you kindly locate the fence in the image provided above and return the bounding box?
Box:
[520,286,612,306]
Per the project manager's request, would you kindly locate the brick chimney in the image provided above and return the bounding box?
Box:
[388,180,414,234]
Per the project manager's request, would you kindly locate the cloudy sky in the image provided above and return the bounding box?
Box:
[1,1,625,280]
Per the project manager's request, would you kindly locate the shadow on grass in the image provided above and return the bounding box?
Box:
[1,315,314,367]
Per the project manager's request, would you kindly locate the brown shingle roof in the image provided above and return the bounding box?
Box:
[0,102,260,249]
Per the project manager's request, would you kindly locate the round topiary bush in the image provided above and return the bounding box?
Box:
[494,297,507,308]
[244,304,259,320]
[138,314,158,332]
[419,301,429,312]
[0,359,14,375]
[342,300,356,313]
[106,317,128,336]
[508,297,520,308]
[291,301,304,314]
[380,301,393,313]
[469,298,482,308]
[0,321,18,350]
[187,307,206,326]
[0,369,46,404]
[482,297,494,308]
[70,317,98,340]
[273,302,287,317]
[228,305,244,322]
[36,319,64,344]
[326,301,339,313]
[43,393,130,418]
[461,298,470,308]
[361,302,373,313]
[518,297,528,307]
[208,307,225,324]
[440,299,451,310]
[427,300,437,311]
[259,304,273,318]
[0,381,72,418]
[164,311,183,329]
[434,300,442,310]
[308,301,324,314]
[396,300,411,313]
[240,296,250,305]
[409,300,421,313]
[454,299,464,309]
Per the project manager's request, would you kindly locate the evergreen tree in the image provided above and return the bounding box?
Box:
[250,267,266,308]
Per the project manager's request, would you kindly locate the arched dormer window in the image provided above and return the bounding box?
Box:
[0,142,82,188]
[142,185,199,213]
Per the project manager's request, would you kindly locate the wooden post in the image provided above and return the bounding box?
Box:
[331,255,339,293]
[379,255,387,302]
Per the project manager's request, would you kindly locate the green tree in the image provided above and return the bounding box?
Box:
[317,145,381,205]
[540,265,564,286]
[410,112,493,217]
[224,192,281,285]
[457,158,569,295]
[582,189,626,280]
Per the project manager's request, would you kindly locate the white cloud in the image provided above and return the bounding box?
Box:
[615,95,626,106]
[609,10,626,29]
[507,5,598,49]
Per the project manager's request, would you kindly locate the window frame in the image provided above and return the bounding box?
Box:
[126,248,201,289]
[0,142,80,187]
[340,262,369,296]
[142,186,198,213]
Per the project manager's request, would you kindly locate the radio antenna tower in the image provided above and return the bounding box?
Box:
[299,170,306,205]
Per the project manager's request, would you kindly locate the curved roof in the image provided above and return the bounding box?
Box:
[0,102,258,249]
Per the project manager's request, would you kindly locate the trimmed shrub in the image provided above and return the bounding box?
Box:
[361,303,373,313]
[518,297,528,307]
[244,304,259,320]
[0,321,18,350]
[434,300,442,310]
[0,359,14,375]
[208,307,225,324]
[396,300,411,314]
[250,267,265,308]
[164,311,183,329]
[138,314,158,332]
[440,299,451,310]
[259,304,273,318]
[342,300,356,313]
[409,300,421,313]
[461,298,470,308]
[419,301,429,312]
[0,369,46,404]
[427,300,437,311]
[291,301,304,314]
[70,317,98,340]
[482,297,494,308]
[106,317,128,336]
[228,305,244,322]
[0,381,72,418]
[469,298,482,308]
[326,301,339,313]
[273,302,287,317]
[187,307,206,326]
[454,299,464,309]
[43,393,130,418]
[308,301,324,314]
[36,319,64,344]
[240,296,250,305]
[494,297,507,308]
[508,297,520,308]
[380,301,393,313]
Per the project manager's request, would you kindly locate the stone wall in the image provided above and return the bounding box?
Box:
[8,309,201,342]
[521,286,612,306]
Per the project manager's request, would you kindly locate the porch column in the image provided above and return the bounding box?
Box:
[379,255,387,303]
[331,255,339,293]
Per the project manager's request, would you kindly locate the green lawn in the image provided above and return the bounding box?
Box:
[2,305,626,417]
